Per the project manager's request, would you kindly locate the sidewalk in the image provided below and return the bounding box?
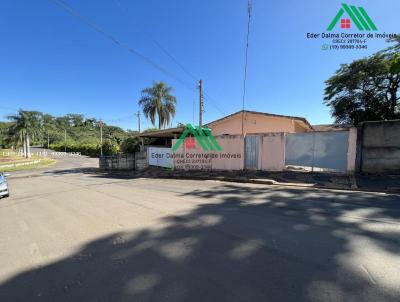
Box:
[104,167,400,194]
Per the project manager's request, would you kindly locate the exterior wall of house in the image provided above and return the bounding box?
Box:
[208,112,309,136]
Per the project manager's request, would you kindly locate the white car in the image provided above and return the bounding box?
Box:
[0,172,10,198]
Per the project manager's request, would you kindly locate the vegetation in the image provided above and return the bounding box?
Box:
[0,149,56,172]
[1,111,140,156]
[324,38,400,125]
[7,110,42,158]
[138,81,177,129]
[0,158,56,172]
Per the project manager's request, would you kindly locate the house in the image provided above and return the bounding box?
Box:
[205,110,313,135]
[138,110,312,146]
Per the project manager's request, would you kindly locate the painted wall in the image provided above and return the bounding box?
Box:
[148,147,172,168]
[208,112,309,136]
[172,135,244,170]
[169,129,357,173]
[261,133,285,171]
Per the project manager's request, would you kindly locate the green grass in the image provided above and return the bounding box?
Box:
[0,158,56,172]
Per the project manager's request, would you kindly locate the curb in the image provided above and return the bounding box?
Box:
[101,171,399,194]
[8,168,400,195]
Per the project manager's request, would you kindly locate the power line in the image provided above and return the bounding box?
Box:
[202,92,225,115]
[113,0,226,117]
[49,0,197,92]
[49,0,227,118]
[241,0,252,135]
[113,0,199,82]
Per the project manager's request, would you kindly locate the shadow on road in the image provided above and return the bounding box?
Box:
[1,184,399,301]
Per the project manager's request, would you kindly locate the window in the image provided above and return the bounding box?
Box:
[340,19,350,29]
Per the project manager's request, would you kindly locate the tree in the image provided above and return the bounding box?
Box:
[7,110,42,158]
[324,40,400,125]
[138,81,177,129]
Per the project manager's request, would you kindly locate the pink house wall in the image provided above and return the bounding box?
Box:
[169,127,356,173]
[208,112,309,136]
[171,136,244,170]
[260,133,285,171]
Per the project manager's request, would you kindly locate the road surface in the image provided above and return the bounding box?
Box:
[0,155,400,301]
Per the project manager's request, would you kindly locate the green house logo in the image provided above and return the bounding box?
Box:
[172,124,222,152]
[327,3,377,31]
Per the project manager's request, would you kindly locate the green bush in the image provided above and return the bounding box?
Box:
[50,140,121,157]
[120,137,140,154]
[50,142,100,156]
[102,140,119,156]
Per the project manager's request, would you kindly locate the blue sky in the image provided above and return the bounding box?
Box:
[0,0,398,130]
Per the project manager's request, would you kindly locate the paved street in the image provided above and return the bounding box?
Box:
[1,157,400,301]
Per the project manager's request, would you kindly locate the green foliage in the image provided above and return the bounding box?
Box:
[0,122,12,148]
[3,111,142,156]
[102,140,120,156]
[324,39,400,125]
[138,81,177,129]
[120,137,140,153]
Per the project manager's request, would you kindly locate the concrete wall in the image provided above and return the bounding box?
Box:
[99,154,135,170]
[260,133,285,171]
[208,112,310,136]
[135,151,148,170]
[358,120,400,173]
[347,128,357,173]
[99,152,148,171]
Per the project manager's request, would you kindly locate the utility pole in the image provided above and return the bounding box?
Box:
[199,79,203,128]
[135,111,141,133]
[47,131,50,150]
[100,121,103,157]
[64,129,67,153]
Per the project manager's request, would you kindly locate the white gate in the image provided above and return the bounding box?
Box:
[285,131,349,172]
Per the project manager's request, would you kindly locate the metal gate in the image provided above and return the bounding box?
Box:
[285,131,349,172]
[245,135,259,169]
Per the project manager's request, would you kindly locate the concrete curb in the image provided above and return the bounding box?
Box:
[8,168,400,195]
[155,174,400,194]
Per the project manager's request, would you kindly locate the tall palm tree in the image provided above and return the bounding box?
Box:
[7,110,42,158]
[138,82,177,129]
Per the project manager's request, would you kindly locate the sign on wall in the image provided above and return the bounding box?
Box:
[148,147,173,168]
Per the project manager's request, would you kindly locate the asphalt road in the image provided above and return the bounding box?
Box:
[1,155,400,301]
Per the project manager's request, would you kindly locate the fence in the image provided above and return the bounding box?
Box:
[99,154,135,170]
[168,130,356,173]
[99,152,148,171]
[356,120,400,173]
[285,130,356,173]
